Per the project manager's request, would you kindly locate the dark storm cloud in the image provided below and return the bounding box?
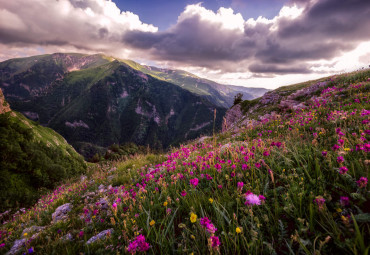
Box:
[121,0,370,74]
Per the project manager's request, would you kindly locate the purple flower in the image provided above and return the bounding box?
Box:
[28,247,34,254]
[340,196,350,207]
[337,156,344,164]
[0,243,5,248]
[314,196,325,211]
[127,234,151,253]
[200,217,211,227]
[245,193,261,206]
[255,162,261,168]
[357,177,368,188]
[189,178,199,187]
[237,182,244,191]
[211,236,221,248]
[322,151,328,157]
[339,166,348,174]
[332,144,340,151]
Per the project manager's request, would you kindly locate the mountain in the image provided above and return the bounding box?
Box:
[0,88,86,210]
[0,53,227,158]
[121,59,269,107]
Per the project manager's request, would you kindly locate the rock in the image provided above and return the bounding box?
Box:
[98,198,109,210]
[52,203,72,223]
[6,239,26,255]
[60,233,74,242]
[21,226,45,238]
[222,104,242,132]
[86,229,114,245]
[197,136,211,143]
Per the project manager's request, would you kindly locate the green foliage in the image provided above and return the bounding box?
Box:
[233,93,243,105]
[0,112,86,210]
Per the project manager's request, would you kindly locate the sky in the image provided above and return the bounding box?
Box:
[0,0,370,89]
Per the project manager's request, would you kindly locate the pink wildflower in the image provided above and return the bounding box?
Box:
[189,178,199,187]
[340,196,350,207]
[211,236,221,248]
[356,177,368,188]
[245,193,261,206]
[339,166,348,174]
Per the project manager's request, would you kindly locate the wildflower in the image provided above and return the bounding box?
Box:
[356,177,368,188]
[28,247,34,254]
[340,196,350,207]
[339,166,348,174]
[209,198,214,204]
[337,156,344,164]
[127,234,151,253]
[189,178,199,187]
[332,144,340,151]
[190,213,197,223]
[0,243,5,248]
[112,203,117,209]
[181,190,187,197]
[79,231,84,238]
[263,150,270,157]
[314,196,325,211]
[236,227,242,234]
[150,220,155,226]
[200,217,211,227]
[163,202,168,207]
[322,151,327,157]
[255,162,261,168]
[166,208,172,215]
[191,235,195,239]
[210,236,221,248]
[23,233,28,237]
[237,182,244,191]
[245,193,261,206]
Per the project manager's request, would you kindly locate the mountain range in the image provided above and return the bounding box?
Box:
[0,53,268,158]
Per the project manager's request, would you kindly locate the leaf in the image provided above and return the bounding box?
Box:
[354,213,370,223]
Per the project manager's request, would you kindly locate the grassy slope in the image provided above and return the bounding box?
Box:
[0,95,87,210]
[1,70,369,254]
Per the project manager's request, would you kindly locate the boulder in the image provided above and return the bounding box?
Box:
[86,229,114,245]
[52,203,72,223]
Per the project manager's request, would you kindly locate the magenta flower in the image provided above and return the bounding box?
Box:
[263,150,270,157]
[127,234,151,253]
[200,217,211,227]
[245,193,261,206]
[255,162,261,168]
[337,156,344,164]
[112,203,117,209]
[181,190,187,197]
[314,196,325,211]
[339,166,348,174]
[332,144,340,151]
[237,182,244,191]
[322,151,328,157]
[356,177,368,188]
[340,196,350,207]
[189,178,199,187]
[0,243,5,248]
[211,236,221,248]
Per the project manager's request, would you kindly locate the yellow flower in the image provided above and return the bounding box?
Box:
[336,208,342,213]
[163,201,168,207]
[236,227,242,234]
[209,198,214,204]
[190,213,197,223]
[344,148,350,151]
[23,233,28,237]
[191,235,195,240]
[150,220,155,226]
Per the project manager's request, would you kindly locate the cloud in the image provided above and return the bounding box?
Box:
[0,0,369,78]
[122,0,370,74]
[0,0,157,55]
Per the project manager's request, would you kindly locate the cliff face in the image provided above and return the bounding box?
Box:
[0,89,11,114]
[222,79,336,133]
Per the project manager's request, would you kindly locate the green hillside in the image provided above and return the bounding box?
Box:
[0,89,86,210]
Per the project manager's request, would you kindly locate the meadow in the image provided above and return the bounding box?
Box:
[0,70,369,254]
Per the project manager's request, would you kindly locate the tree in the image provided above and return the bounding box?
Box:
[233,93,243,105]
